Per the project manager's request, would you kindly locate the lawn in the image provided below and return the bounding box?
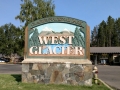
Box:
[0,74,110,90]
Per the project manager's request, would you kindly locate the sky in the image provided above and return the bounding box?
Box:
[0,0,120,31]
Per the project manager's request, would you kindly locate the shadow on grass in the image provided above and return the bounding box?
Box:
[11,74,21,82]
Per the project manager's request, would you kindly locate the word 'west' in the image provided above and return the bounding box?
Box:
[29,36,84,55]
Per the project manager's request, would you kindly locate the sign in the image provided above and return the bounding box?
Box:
[25,16,90,59]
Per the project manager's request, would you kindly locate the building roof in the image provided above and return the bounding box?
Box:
[90,47,120,53]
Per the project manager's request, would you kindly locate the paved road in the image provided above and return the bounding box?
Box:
[0,64,21,74]
[97,65,120,90]
[0,64,120,89]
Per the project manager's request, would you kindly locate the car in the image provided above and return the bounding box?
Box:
[0,57,10,62]
[0,58,5,62]
[5,58,10,62]
[18,57,24,62]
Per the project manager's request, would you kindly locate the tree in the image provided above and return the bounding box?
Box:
[72,27,85,48]
[106,16,115,46]
[30,28,40,47]
[0,23,23,57]
[15,0,55,26]
[97,21,106,46]
[111,19,119,46]
[90,26,98,46]
[114,18,120,46]
[0,26,6,56]
[15,0,55,56]
[91,16,120,47]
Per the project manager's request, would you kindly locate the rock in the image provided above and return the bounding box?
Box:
[22,72,28,83]
[50,70,59,83]
[57,64,65,72]
[32,64,39,70]
[84,79,92,86]
[27,73,33,82]
[22,64,29,72]
[55,72,63,84]
[70,65,83,73]
[29,63,33,70]
[30,70,40,75]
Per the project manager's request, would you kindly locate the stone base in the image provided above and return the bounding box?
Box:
[22,59,93,86]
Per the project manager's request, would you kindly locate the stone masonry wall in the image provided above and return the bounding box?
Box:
[22,63,93,86]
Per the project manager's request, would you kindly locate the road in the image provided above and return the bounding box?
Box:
[0,64,21,74]
[0,64,120,89]
[97,65,120,90]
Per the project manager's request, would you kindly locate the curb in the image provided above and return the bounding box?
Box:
[98,79,114,90]
[0,62,7,64]
[0,62,22,64]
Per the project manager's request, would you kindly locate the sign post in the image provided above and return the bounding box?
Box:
[22,16,92,85]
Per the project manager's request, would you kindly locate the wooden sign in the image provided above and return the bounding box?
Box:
[24,16,90,59]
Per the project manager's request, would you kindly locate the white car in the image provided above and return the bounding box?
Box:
[0,60,5,62]
[0,58,5,62]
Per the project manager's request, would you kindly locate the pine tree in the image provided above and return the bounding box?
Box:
[72,27,85,48]
[31,28,40,46]
[112,19,119,46]
[115,18,120,46]
[98,21,106,46]
[91,16,120,47]
[90,26,98,46]
[106,16,115,46]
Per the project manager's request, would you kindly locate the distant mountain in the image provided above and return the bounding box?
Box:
[61,28,73,36]
[62,28,71,33]
[42,27,53,32]
[39,27,54,36]
[39,27,74,36]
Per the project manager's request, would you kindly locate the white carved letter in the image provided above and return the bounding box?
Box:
[38,47,42,54]
[75,47,84,55]
[59,36,66,44]
[38,36,49,44]
[68,36,74,44]
[51,36,58,44]
[29,46,38,54]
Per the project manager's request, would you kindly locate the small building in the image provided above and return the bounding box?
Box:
[90,47,120,65]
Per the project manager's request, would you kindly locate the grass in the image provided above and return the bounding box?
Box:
[0,74,110,90]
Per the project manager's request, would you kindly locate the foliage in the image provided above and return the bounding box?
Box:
[15,0,55,27]
[12,0,55,56]
[0,23,23,56]
[72,27,85,48]
[90,26,98,46]
[0,0,56,57]
[98,21,106,46]
[0,74,110,90]
[91,16,120,47]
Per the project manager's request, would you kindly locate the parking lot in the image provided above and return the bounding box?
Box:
[97,65,120,89]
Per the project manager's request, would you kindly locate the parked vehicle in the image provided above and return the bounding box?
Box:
[113,56,120,65]
[0,57,10,62]
[0,58,5,62]
[18,57,24,62]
